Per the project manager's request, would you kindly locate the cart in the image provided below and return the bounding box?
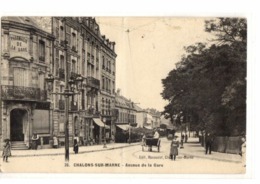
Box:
[142,138,160,152]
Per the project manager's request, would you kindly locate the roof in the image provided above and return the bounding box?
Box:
[133,104,144,112]
[2,17,41,29]
[2,17,53,34]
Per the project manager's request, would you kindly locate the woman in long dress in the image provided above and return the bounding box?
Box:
[170,136,179,161]
[73,135,79,154]
[2,139,11,162]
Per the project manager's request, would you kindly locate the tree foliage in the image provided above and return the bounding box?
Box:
[161,18,246,136]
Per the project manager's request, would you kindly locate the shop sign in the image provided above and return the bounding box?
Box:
[10,33,29,53]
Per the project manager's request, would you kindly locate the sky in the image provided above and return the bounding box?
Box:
[96,17,214,111]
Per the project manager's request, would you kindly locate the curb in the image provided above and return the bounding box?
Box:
[11,143,141,158]
[181,152,241,163]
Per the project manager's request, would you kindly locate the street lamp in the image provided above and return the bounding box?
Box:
[103,117,107,148]
[180,112,184,149]
[45,44,83,163]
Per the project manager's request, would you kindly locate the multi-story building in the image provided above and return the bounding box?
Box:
[114,90,136,132]
[0,17,54,149]
[99,33,117,141]
[51,17,116,145]
[145,108,161,129]
[134,104,146,128]
[0,17,117,149]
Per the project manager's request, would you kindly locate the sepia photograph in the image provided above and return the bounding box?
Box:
[0,15,248,174]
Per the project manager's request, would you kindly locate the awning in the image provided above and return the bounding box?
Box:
[93,118,110,129]
[116,124,129,131]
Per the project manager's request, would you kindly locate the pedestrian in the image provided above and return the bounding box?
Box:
[31,133,39,150]
[240,136,246,167]
[170,136,179,161]
[73,134,79,154]
[142,133,146,146]
[185,134,188,143]
[2,139,11,162]
[53,136,58,148]
[205,133,214,154]
[180,134,184,148]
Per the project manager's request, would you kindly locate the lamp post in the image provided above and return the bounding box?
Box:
[45,43,83,163]
[103,117,107,148]
[180,113,184,149]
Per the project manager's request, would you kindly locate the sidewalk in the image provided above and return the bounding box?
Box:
[175,137,242,163]
[10,142,140,158]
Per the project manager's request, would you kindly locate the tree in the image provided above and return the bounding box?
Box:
[161,18,246,136]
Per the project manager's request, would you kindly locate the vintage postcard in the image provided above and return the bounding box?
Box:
[0,16,247,174]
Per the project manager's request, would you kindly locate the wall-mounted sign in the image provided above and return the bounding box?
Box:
[10,32,29,54]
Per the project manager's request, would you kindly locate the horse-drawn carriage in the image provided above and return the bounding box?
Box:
[142,138,161,152]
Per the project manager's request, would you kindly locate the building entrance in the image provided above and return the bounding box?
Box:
[10,109,28,141]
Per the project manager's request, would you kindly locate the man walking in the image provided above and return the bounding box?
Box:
[205,133,214,154]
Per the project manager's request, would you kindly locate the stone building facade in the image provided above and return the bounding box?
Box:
[114,90,137,131]
[0,17,54,149]
[51,17,116,145]
[0,17,117,149]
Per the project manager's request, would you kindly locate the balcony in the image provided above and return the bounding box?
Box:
[86,77,100,90]
[1,85,47,102]
[59,68,65,79]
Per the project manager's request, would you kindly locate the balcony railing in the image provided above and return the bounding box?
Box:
[86,77,100,90]
[1,85,47,102]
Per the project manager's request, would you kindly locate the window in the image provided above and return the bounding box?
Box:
[82,50,85,75]
[81,90,85,110]
[60,26,64,40]
[91,55,94,64]
[13,68,29,87]
[33,110,50,133]
[39,40,45,62]
[87,52,90,63]
[72,60,76,73]
[60,55,65,69]
[102,76,105,90]
[102,56,105,69]
[72,32,76,50]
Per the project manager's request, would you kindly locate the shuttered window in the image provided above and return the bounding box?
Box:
[13,68,29,87]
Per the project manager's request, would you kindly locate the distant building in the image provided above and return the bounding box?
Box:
[133,104,146,128]
[145,108,161,129]
[114,90,136,131]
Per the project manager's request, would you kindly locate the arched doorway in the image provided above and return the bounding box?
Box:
[10,109,28,141]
